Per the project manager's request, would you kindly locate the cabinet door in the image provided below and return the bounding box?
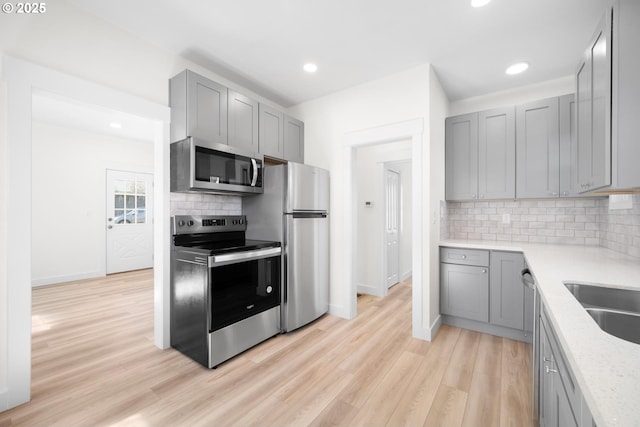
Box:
[540,324,556,427]
[559,94,582,197]
[228,90,258,153]
[489,251,525,330]
[187,71,228,145]
[445,113,478,201]
[478,107,515,200]
[259,104,284,159]
[440,263,489,322]
[284,115,304,163]
[577,16,611,193]
[516,97,560,198]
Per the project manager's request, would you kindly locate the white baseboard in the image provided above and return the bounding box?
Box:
[400,270,412,281]
[0,388,9,412]
[31,271,104,287]
[429,315,442,340]
[328,303,352,320]
[357,282,384,297]
[411,314,442,342]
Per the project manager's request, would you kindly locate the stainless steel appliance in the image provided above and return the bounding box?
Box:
[170,215,281,368]
[244,162,329,332]
[170,137,263,195]
[521,267,539,423]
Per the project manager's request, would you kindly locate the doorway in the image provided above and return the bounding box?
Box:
[343,118,430,341]
[106,170,154,274]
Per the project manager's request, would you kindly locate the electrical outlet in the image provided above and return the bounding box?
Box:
[502,213,511,224]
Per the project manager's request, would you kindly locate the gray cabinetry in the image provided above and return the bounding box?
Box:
[440,248,489,322]
[284,115,304,164]
[490,251,525,330]
[559,94,582,197]
[445,110,515,201]
[516,97,560,199]
[445,113,478,201]
[440,247,530,342]
[170,70,228,145]
[259,104,284,159]
[228,90,258,153]
[577,0,640,193]
[538,307,594,427]
[479,107,516,200]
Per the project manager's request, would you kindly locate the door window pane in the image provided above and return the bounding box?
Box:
[113,178,147,225]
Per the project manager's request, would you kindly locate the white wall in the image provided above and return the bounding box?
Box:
[428,68,449,328]
[0,0,289,411]
[31,122,154,286]
[355,141,411,295]
[0,70,8,405]
[288,64,433,322]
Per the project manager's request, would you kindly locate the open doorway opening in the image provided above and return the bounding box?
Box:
[355,140,412,298]
[31,91,156,286]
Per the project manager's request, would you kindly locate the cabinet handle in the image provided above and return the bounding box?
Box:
[472,194,477,199]
[545,365,558,374]
[551,192,558,196]
[479,194,485,199]
[543,357,553,363]
[462,255,467,259]
[481,269,487,274]
[562,191,568,196]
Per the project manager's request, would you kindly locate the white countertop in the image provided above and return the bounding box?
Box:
[440,240,640,427]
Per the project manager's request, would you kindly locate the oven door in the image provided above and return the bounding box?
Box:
[209,247,281,332]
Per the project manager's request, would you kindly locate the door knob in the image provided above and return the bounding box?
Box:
[107,225,113,229]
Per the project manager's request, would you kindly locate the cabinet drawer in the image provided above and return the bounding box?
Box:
[440,247,489,267]
[440,263,489,322]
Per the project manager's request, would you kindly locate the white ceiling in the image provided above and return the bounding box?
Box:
[66,0,609,107]
[32,91,156,143]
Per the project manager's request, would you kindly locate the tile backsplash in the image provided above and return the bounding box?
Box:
[170,192,242,216]
[443,195,640,258]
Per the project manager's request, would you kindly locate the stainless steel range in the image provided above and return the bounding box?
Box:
[170,215,281,368]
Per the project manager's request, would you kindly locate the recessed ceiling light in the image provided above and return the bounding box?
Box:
[471,0,491,7]
[303,63,318,73]
[506,62,529,75]
[109,122,122,129]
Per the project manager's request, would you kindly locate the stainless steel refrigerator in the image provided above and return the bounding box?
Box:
[244,162,329,332]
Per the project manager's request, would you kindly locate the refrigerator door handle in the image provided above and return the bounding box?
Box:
[289,211,328,219]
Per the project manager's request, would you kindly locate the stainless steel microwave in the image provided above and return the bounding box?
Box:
[170,137,263,196]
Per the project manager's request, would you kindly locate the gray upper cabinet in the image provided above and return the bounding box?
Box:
[284,115,304,164]
[228,90,258,153]
[170,70,228,145]
[489,251,525,330]
[478,107,516,200]
[559,94,583,197]
[259,104,284,159]
[445,113,478,200]
[445,109,515,201]
[577,14,610,193]
[577,0,640,193]
[516,97,560,199]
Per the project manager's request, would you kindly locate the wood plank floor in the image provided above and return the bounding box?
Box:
[0,270,533,427]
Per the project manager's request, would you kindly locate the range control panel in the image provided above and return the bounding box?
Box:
[172,215,246,234]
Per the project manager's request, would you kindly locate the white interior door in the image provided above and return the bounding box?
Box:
[106,170,153,274]
[385,168,400,288]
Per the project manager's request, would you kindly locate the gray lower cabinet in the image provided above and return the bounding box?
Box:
[516,97,560,199]
[441,262,489,322]
[228,90,258,153]
[539,307,593,427]
[490,251,525,330]
[440,247,530,341]
[170,69,228,145]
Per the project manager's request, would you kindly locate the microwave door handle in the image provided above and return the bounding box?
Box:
[250,158,258,187]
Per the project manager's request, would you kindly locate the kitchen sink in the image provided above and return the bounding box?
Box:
[564,282,640,345]
[585,308,640,345]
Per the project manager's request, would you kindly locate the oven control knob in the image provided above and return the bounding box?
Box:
[178,220,185,227]
[187,220,194,227]
[266,285,273,294]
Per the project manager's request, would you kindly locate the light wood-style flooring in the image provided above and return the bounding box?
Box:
[0,270,532,427]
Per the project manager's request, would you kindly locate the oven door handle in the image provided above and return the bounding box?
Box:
[209,246,281,267]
